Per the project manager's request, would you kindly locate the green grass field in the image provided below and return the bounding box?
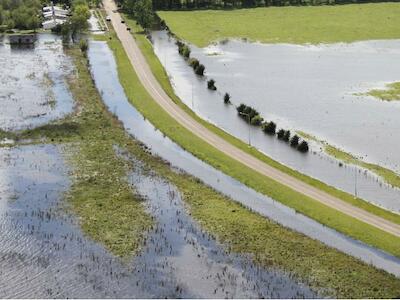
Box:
[158,3,400,47]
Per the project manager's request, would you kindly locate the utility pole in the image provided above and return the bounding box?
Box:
[354,167,358,198]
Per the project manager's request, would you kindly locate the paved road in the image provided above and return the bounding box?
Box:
[103,0,400,238]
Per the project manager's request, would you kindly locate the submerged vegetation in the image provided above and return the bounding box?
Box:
[297,131,400,189]
[364,82,400,102]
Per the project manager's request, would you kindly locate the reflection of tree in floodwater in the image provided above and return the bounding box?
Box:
[0,144,318,298]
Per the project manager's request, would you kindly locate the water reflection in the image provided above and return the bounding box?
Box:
[87,40,400,277]
[150,30,400,212]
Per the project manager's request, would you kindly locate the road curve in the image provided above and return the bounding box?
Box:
[103,0,400,238]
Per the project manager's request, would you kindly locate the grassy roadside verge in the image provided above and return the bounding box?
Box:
[100,23,400,259]
[8,36,400,297]
[120,15,400,225]
[157,3,400,47]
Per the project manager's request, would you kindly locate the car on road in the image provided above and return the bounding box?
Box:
[121,20,125,23]
[106,15,111,21]
[126,27,131,31]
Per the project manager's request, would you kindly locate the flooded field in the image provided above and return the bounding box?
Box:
[87,40,400,277]
[120,150,318,298]
[0,34,74,131]
[150,31,400,213]
[0,143,317,297]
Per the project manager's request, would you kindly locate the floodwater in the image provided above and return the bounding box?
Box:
[150,30,400,213]
[0,34,74,131]
[0,143,317,297]
[87,40,400,277]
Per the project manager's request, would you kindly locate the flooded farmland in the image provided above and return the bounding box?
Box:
[150,31,400,213]
[0,34,74,131]
[87,40,400,278]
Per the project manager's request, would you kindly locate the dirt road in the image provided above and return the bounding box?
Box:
[102,0,400,238]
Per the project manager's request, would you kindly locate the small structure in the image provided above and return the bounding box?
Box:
[9,34,37,44]
[42,2,69,30]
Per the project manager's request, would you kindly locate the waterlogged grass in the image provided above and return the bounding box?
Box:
[105,24,400,259]
[121,15,400,226]
[366,82,400,101]
[19,47,153,258]
[174,177,400,298]
[325,145,400,189]
[297,131,400,190]
[157,3,400,47]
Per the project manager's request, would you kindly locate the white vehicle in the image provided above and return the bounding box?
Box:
[106,15,111,21]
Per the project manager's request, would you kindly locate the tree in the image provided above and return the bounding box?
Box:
[69,3,90,35]
[133,0,154,30]
[195,63,205,76]
[250,114,263,126]
[290,134,299,147]
[262,121,276,134]
[224,93,231,104]
[283,130,290,142]
[297,140,309,152]
[277,128,285,139]
[207,79,216,90]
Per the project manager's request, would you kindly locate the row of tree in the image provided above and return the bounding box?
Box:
[172,33,310,153]
[236,103,309,152]
[151,0,395,10]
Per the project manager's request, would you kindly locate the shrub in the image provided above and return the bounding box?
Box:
[224,93,231,104]
[298,141,309,153]
[290,134,300,147]
[195,64,205,76]
[262,121,276,134]
[283,130,291,142]
[250,115,263,126]
[79,39,88,53]
[177,41,191,59]
[207,79,217,90]
[188,58,199,69]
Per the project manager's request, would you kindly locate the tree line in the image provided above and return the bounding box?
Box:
[0,0,42,30]
[151,0,398,10]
